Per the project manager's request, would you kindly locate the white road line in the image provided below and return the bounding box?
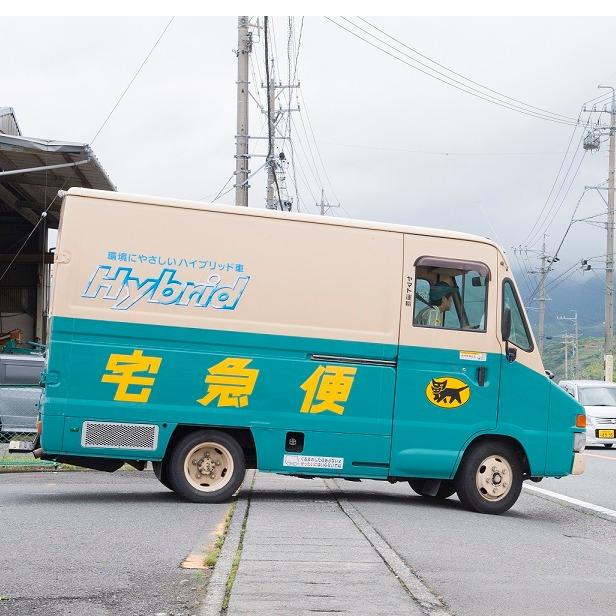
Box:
[524,484,616,520]
[585,452,616,462]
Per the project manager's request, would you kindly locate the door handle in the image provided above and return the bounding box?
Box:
[477,366,486,387]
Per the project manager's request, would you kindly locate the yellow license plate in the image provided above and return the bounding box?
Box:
[598,429,615,439]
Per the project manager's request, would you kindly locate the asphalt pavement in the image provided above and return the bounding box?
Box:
[3,447,616,616]
[212,454,616,616]
[0,471,229,616]
[541,445,616,509]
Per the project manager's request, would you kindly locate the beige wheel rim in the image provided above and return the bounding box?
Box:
[184,442,234,492]
[475,455,512,502]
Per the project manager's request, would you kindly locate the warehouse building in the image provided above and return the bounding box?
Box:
[0,107,115,348]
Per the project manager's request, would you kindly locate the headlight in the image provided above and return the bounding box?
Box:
[574,432,586,452]
[586,415,596,426]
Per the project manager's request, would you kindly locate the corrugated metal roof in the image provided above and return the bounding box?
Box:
[0,132,115,228]
[0,107,21,137]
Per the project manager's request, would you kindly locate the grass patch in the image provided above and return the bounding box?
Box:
[203,502,236,568]
[222,473,254,610]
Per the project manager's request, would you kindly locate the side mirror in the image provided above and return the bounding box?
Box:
[502,307,512,341]
[502,307,517,363]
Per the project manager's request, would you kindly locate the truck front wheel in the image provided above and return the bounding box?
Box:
[167,430,246,503]
[455,441,523,515]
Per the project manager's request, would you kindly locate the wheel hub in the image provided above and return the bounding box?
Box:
[475,455,512,502]
[184,443,233,492]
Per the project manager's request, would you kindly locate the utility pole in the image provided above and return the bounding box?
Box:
[605,86,615,381]
[262,16,299,211]
[583,85,616,381]
[265,72,277,209]
[564,335,570,379]
[538,234,548,356]
[234,16,252,207]
[518,238,556,357]
[558,311,579,379]
[316,189,340,216]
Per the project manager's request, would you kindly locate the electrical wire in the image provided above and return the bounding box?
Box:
[298,91,341,204]
[325,17,579,127]
[526,188,590,302]
[357,17,578,124]
[521,121,583,246]
[540,149,588,241]
[91,17,174,144]
[0,181,68,285]
[205,173,234,202]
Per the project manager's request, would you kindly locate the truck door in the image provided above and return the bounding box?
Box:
[390,234,502,479]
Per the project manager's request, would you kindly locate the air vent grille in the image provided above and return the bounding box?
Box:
[81,421,158,451]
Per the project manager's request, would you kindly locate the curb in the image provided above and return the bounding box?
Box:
[327,479,452,616]
[199,470,254,616]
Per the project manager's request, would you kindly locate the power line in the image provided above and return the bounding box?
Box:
[205,173,234,202]
[298,90,340,204]
[325,17,579,127]
[357,16,578,124]
[91,17,174,144]
[521,122,583,245]
[0,181,68,285]
[540,150,588,238]
[526,189,590,302]
[526,129,589,247]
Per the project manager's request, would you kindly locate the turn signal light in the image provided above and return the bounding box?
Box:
[575,414,586,428]
[36,420,42,435]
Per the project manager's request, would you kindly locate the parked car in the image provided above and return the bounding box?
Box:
[0,353,45,434]
[559,380,616,448]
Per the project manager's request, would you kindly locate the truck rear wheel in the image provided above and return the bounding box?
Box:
[455,441,523,515]
[408,479,456,499]
[167,430,246,503]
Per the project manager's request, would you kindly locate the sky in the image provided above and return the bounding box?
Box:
[2,16,616,295]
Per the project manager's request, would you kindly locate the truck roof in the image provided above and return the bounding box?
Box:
[64,188,502,251]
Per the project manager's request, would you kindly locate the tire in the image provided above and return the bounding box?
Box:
[455,441,523,515]
[152,461,173,491]
[605,444,614,449]
[408,479,456,499]
[167,430,246,503]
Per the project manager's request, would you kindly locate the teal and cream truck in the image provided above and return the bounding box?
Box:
[10,188,587,514]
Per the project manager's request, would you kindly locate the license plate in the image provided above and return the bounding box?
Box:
[8,440,35,453]
[597,429,615,439]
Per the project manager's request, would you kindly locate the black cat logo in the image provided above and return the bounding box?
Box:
[426,377,471,408]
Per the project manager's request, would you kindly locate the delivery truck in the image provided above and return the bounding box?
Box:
[10,187,586,514]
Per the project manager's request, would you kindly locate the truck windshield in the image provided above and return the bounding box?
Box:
[578,387,616,407]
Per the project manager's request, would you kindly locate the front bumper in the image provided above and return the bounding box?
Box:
[586,426,616,446]
[572,452,586,475]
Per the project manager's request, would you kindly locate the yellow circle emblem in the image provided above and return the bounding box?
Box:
[426,377,471,409]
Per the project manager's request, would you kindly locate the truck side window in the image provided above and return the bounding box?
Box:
[413,257,489,332]
[502,280,533,352]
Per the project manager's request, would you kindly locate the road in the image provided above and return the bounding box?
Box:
[541,445,616,509]
[0,471,229,616]
[220,448,616,616]
[2,447,615,616]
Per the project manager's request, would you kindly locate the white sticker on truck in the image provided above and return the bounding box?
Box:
[283,454,344,470]
[459,351,487,362]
